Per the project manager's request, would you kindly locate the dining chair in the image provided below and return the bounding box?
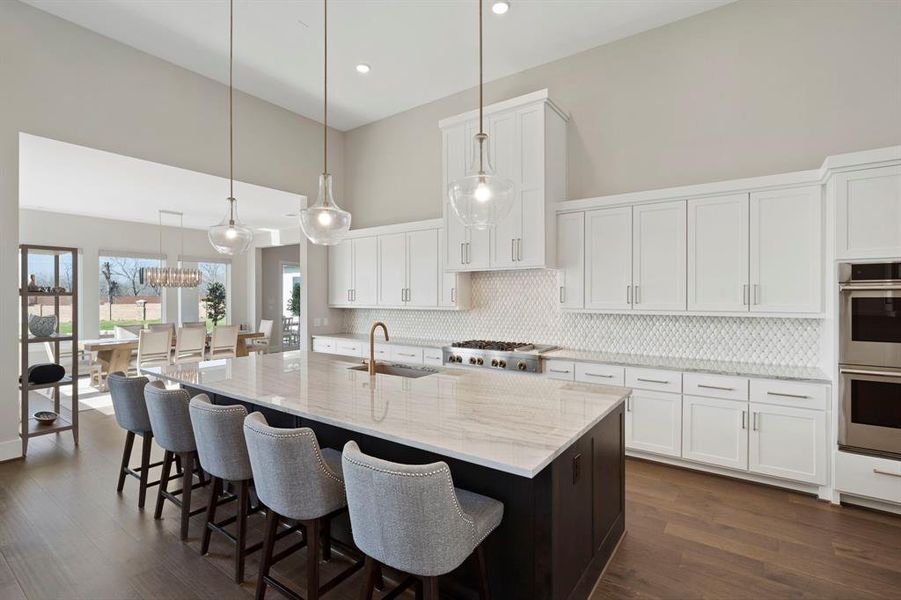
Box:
[149,322,177,337]
[174,326,206,364]
[248,319,273,353]
[209,325,239,360]
[182,321,207,329]
[137,329,173,368]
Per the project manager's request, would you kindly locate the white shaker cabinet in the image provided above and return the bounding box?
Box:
[687,194,749,312]
[682,395,748,470]
[378,229,439,308]
[328,239,353,307]
[584,207,632,310]
[749,186,822,313]
[327,236,377,307]
[748,402,827,485]
[625,390,682,458]
[835,164,901,259]
[352,236,378,305]
[377,233,408,307]
[556,212,584,309]
[632,201,687,311]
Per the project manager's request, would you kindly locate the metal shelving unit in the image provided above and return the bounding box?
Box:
[19,244,79,456]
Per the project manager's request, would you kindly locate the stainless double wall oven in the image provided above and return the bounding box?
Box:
[839,262,901,459]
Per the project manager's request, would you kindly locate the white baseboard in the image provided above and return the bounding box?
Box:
[0,437,22,463]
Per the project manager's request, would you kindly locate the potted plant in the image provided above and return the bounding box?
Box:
[202,281,227,326]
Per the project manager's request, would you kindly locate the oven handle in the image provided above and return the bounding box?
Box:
[839,283,901,292]
[840,368,901,378]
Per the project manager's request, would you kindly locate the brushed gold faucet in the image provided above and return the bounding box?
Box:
[368,321,389,376]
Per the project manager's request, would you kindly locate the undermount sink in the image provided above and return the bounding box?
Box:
[349,363,439,379]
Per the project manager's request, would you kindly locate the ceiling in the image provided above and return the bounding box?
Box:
[19,133,303,231]
[22,0,732,131]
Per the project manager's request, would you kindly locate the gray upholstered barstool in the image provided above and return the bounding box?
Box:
[189,395,258,583]
[243,412,363,600]
[144,381,208,540]
[342,441,503,600]
[108,371,166,509]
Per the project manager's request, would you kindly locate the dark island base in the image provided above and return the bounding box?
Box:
[191,387,625,600]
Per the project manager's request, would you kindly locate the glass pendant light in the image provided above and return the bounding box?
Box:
[448,0,514,230]
[208,0,254,256]
[300,0,351,246]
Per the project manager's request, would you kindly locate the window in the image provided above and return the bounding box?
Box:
[179,260,231,328]
[98,255,162,336]
[22,249,75,335]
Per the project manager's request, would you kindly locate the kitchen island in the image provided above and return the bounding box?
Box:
[144,351,628,599]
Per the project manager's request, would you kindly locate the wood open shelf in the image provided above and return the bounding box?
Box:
[22,334,75,344]
[19,376,74,392]
[25,414,74,438]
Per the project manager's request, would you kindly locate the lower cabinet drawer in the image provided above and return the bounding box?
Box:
[626,367,682,394]
[335,340,364,358]
[574,363,625,386]
[390,345,423,365]
[311,337,336,354]
[423,347,444,367]
[750,379,828,411]
[835,451,901,504]
[683,372,748,402]
[546,360,576,381]
[372,344,391,360]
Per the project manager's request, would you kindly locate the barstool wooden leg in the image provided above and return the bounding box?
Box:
[200,476,222,555]
[117,431,135,493]
[422,577,439,600]
[306,519,321,600]
[180,453,195,540]
[475,544,490,600]
[235,480,249,583]
[359,556,378,600]
[255,509,279,600]
[321,517,331,562]
[154,451,173,519]
[137,433,153,509]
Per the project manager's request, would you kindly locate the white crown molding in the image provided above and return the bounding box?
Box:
[344,218,444,239]
[438,89,568,129]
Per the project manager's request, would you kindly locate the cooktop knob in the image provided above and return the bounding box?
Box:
[469,356,478,365]
[476,357,484,365]
[490,358,499,367]
[517,361,527,371]
[498,359,507,369]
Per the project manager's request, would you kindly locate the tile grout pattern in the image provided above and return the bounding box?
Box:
[344,270,823,367]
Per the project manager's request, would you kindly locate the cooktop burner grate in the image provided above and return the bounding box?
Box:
[451,340,535,352]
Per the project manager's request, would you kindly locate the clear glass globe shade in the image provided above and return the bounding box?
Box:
[300,174,351,246]
[448,132,515,229]
[208,197,253,256]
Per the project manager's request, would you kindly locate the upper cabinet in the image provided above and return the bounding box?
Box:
[585,206,632,310]
[441,90,567,272]
[687,194,749,312]
[556,212,584,309]
[633,201,687,311]
[835,165,901,259]
[329,219,470,311]
[750,186,822,313]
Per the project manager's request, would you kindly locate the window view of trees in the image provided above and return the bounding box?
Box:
[98,255,162,335]
[23,251,75,334]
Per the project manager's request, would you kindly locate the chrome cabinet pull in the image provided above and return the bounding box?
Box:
[743,284,749,306]
[874,469,901,478]
[517,238,523,261]
[627,285,632,304]
[626,396,632,412]
[741,410,747,429]
[352,289,356,301]
[585,373,614,378]
[511,238,516,262]
[559,286,565,304]
[698,384,735,391]
[549,369,571,374]
[466,242,471,264]
[637,377,669,384]
[460,242,465,265]
[451,287,456,303]
[766,391,809,399]
[398,352,416,358]
[752,412,759,431]
[753,284,760,305]
[347,289,351,302]
[840,368,901,378]
[634,284,640,304]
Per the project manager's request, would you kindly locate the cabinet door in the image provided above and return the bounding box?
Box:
[377,233,407,307]
[517,106,546,267]
[633,201,686,311]
[585,207,632,310]
[750,186,821,313]
[625,390,682,457]
[835,165,901,259]
[687,194,749,312]
[682,395,748,470]
[443,125,468,271]
[489,111,521,269]
[463,121,491,270]
[327,239,353,306]
[748,403,826,485]
[352,236,378,305]
[406,229,439,307]
[556,212,584,309]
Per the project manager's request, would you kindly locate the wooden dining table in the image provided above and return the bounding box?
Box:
[80,331,264,389]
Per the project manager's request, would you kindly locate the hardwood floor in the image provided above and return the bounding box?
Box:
[1,407,899,600]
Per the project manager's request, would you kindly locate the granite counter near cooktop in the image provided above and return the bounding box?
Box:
[545,349,831,384]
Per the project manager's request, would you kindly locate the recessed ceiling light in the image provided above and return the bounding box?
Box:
[491,1,510,15]
[355,63,371,74]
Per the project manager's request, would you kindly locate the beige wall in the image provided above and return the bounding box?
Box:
[345,0,901,228]
[0,1,343,460]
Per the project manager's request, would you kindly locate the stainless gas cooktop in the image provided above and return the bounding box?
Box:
[443,340,557,372]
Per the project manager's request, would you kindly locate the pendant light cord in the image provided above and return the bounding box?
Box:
[478,0,484,173]
[228,0,235,221]
[323,0,328,175]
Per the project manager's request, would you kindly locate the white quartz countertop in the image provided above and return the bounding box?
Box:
[545,349,831,384]
[312,333,452,349]
[144,351,629,478]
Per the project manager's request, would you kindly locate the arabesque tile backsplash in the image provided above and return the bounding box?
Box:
[344,270,823,367]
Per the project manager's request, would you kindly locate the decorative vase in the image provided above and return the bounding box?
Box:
[28,314,58,338]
